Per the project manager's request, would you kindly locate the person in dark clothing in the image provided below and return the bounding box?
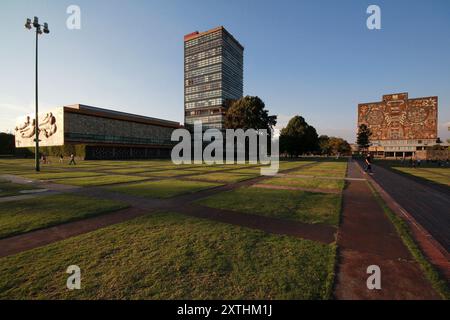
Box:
[365,154,373,174]
[69,153,76,165]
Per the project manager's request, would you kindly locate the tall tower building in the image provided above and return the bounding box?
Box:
[184,26,244,130]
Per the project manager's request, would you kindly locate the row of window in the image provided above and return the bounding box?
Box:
[185,47,222,64]
[372,139,436,146]
[222,64,243,83]
[185,72,222,87]
[185,121,223,130]
[185,114,224,124]
[185,38,222,56]
[185,46,241,72]
[185,81,221,94]
[184,62,242,85]
[186,108,222,117]
[223,50,243,69]
[384,146,417,151]
[184,35,243,59]
[185,55,222,72]
[185,98,224,110]
[185,30,222,48]
[223,34,244,55]
[222,81,243,98]
[185,63,222,79]
[185,89,222,102]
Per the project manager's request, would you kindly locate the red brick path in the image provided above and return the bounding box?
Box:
[334,160,440,299]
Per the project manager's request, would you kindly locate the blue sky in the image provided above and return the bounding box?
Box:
[1,0,449,142]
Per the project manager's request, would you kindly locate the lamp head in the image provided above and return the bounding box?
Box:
[25,18,32,29]
[43,22,49,34]
[33,16,39,28]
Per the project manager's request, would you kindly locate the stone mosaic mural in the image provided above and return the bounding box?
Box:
[358,93,437,140]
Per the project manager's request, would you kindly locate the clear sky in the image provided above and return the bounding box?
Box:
[1,0,449,142]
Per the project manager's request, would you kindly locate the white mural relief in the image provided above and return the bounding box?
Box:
[15,107,64,147]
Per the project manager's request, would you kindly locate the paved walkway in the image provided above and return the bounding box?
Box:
[334,160,440,299]
[370,164,450,252]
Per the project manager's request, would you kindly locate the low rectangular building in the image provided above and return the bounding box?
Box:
[15,104,180,159]
[358,93,438,158]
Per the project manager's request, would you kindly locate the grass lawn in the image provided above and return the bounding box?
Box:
[0,180,38,197]
[184,166,232,172]
[21,171,106,180]
[291,167,346,178]
[198,187,341,226]
[0,194,128,239]
[189,172,257,183]
[108,179,222,198]
[0,212,336,299]
[102,168,162,174]
[263,176,344,191]
[137,170,196,177]
[227,167,267,174]
[278,161,316,170]
[418,168,450,177]
[392,167,450,186]
[52,175,149,186]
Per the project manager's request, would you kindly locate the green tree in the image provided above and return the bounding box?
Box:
[318,135,331,155]
[357,124,372,151]
[0,132,15,155]
[318,135,351,156]
[280,116,319,157]
[328,137,351,155]
[224,96,277,131]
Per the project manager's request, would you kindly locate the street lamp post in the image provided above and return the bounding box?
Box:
[25,17,50,172]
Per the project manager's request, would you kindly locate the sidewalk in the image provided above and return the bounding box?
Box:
[334,160,440,299]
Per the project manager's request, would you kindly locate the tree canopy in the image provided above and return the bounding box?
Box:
[319,135,351,155]
[356,124,372,151]
[0,132,15,155]
[224,96,277,131]
[279,116,319,157]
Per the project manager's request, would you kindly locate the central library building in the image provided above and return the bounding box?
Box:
[358,92,447,160]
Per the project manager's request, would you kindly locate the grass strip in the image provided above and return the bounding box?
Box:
[367,181,450,300]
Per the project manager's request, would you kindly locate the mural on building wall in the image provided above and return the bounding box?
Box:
[358,93,437,140]
[15,108,64,147]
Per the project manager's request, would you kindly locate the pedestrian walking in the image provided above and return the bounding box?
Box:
[365,153,373,174]
[69,153,76,165]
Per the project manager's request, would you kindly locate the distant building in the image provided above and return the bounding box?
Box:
[358,93,438,158]
[15,104,180,159]
[184,26,244,130]
[349,143,360,155]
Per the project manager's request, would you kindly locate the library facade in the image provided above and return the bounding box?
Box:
[14,104,180,159]
[358,93,441,159]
